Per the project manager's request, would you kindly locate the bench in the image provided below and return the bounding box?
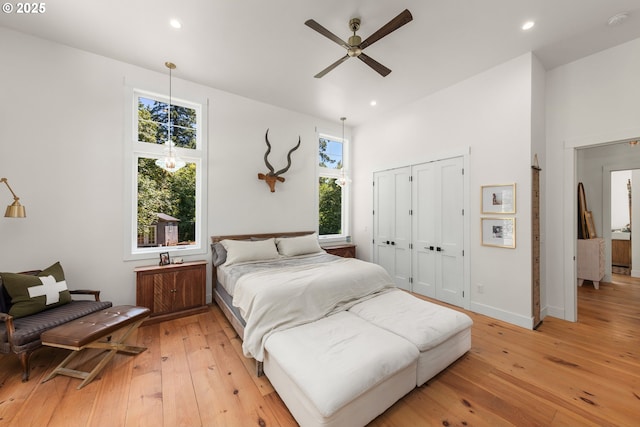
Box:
[0,270,112,381]
[41,305,150,389]
[262,290,474,427]
[348,289,473,386]
[264,311,419,427]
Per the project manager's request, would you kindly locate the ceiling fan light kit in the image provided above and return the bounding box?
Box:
[305,9,413,78]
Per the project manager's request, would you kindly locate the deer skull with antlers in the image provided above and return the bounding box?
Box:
[258,129,301,192]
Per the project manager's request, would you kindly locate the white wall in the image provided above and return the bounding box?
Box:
[352,53,538,328]
[545,37,640,320]
[0,27,342,305]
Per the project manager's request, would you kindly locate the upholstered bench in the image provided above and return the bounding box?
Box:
[41,305,150,389]
[263,311,418,427]
[1,264,113,381]
[349,289,473,386]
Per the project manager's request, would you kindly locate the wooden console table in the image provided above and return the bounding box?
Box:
[135,260,208,324]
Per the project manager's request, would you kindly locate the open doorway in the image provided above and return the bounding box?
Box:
[575,141,640,319]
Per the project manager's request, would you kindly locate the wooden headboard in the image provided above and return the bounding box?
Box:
[210,230,315,244]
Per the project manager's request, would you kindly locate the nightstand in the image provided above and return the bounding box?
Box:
[322,243,356,258]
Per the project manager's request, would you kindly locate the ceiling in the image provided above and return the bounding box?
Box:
[2,0,640,126]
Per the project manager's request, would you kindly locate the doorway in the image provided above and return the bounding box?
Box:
[575,141,640,317]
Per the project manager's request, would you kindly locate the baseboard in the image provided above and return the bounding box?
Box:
[469,301,533,329]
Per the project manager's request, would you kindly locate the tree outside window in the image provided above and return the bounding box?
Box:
[318,135,347,238]
[131,92,202,252]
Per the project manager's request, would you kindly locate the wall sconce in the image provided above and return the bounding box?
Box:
[1,178,26,218]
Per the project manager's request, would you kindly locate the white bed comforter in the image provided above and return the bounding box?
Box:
[232,257,395,361]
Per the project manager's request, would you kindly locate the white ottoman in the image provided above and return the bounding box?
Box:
[349,289,473,386]
[263,311,418,427]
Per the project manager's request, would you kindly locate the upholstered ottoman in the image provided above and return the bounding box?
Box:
[349,289,473,386]
[263,311,418,427]
[41,305,150,389]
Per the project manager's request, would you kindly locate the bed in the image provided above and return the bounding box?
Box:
[210,231,472,426]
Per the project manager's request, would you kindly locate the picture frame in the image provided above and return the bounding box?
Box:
[159,252,170,266]
[481,183,516,214]
[481,217,516,248]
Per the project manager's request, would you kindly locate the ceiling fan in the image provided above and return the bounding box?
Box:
[305,9,413,78]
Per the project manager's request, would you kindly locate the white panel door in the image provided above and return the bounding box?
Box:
[373,167,411,290]
[437,157,464,306]
[411,162,437,297]
[412,157,464,306]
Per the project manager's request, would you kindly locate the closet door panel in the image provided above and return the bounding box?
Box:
[393,168,412,290]
[412,163,436,296]
[437,157,464,306]
[373,172,395,276]
[373,167,411,290]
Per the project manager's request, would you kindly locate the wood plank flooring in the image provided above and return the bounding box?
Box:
[1,278,638,426]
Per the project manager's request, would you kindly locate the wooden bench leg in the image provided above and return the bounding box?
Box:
[42,317,147,389]
[19,351,32,382]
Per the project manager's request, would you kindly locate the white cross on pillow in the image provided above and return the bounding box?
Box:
[27,275,68,305]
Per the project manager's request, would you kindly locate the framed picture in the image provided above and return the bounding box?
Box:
[159,252,170,266]
[481,183,516,214]
[481,217,516,248]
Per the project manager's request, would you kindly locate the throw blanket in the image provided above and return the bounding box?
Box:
[233,257,395,361]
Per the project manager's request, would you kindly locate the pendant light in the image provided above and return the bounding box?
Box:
[336,117,350,188]
[156,62,186,173]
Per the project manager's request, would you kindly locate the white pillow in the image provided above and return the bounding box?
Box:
[276,233,323,257]
[220,238,279,265]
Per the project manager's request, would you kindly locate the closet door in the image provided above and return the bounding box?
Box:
[412,157,464,306]
[412,162,437,297]
[373,167,411,290]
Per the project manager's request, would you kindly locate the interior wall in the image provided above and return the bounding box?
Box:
[0,27,342,305]
[545,36,640,320]
[352,53,536,328]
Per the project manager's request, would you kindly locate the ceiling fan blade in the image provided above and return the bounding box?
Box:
[305,19,350,50]
[359,9,413,50]
[314,54,350,78]
[358,53,391,77]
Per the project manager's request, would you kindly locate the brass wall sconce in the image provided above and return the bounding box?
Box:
[1,178,26,218]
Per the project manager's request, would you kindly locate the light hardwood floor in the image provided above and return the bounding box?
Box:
[1,278,638,427]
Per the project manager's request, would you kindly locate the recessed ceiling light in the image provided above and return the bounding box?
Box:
[370,100,377,107]
[170,19,182,29]
[522,21,535,31]
[608,12,628,26]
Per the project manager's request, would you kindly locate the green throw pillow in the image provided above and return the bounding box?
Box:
[1,262,72,318]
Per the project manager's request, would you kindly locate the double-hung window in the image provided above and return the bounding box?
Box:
[124,86,207,259]
[318,131,349,241]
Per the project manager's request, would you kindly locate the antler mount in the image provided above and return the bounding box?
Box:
[258,129,301,192]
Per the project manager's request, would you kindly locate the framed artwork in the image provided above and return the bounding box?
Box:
[159,252,170,266]
[482,183,516,214]
[481,217,516,248]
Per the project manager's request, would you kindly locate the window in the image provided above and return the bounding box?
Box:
[318,132,349,240]
[124,87,207,259]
